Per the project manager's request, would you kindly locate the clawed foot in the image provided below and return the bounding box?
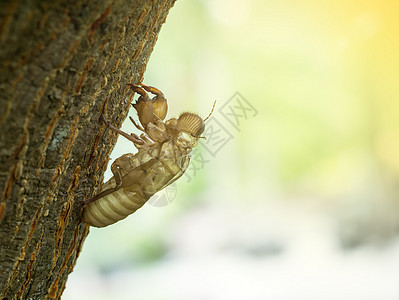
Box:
[128,83,149,100]
[127,83,165,98]
[100,114,109,127]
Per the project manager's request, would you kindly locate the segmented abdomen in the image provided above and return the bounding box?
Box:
[83,182,147,228]
[83,142,190,227]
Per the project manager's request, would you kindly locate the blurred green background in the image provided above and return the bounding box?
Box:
[64,0,399,299]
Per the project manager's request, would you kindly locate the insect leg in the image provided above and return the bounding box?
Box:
[101,114,145,145]
[129,116,145,132]
[147,124,170,141]
[122,158,158,188]
[82,162,123,206]
[140,133,155,146]
[139,84,165,98]
[127,83,150,100]
[129,84,158,128]
[139,84,168,121]
[130,110,167,137]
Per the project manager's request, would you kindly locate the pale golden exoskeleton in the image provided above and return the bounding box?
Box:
[82,84,213,227]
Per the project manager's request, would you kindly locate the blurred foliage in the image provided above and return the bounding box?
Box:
[145,0,399,246]
[66,1,399,299]
[80,0,399,276]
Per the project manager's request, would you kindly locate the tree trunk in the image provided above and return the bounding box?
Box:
[0,0,176,298]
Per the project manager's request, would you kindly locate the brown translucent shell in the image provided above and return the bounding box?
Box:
[133,96,168,127]
[132,98,154,127]
[177,113,205,137]
[152,96,168,120]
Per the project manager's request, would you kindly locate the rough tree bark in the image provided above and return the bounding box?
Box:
[0,0,176,298]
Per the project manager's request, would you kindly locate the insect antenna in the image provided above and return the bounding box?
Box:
[196,101,217,140]
[203,101,216,122]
